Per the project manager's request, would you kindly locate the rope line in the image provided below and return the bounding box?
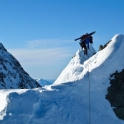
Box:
[86,53,91,124]
[85,52,98,124]
[87,63,91,124]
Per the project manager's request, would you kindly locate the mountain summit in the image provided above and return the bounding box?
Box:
[0,43,40,89]
[54,34,124,86]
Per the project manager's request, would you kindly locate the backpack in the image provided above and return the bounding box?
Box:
[89,35,93,44]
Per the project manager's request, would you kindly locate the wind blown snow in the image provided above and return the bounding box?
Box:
[0,34,124,124]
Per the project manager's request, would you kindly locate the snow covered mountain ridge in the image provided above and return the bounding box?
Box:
[0,34,124,124]
[53,34,124,86]
[0,43,41,89]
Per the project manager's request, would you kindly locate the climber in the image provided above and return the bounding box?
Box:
[75,31,96,55]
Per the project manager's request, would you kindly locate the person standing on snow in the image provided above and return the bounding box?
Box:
[75,31,95,55]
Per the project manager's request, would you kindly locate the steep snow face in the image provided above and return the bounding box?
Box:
[0,34,124,124]
[37,78,53,87]
[84,34,124,91]
[0,43,40,89]
[53,44,96,85]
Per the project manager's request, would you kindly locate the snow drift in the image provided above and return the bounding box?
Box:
[0,34,124,124]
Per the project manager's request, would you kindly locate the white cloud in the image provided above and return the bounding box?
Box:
[27,40,42,48]
[26,39,73,48]
[8,47,73,66]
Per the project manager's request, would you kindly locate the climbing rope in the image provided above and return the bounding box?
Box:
[84,52,96,123]
[87,63,91,124]
[85,53,91,124]
[85,52,98,124]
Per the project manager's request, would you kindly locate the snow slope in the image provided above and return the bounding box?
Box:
[0,34,124,124]
[0,43,40,89]
[53,44,96,85]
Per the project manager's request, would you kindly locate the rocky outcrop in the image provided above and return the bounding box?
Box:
[98,40,111,51]
[106,70,124,120]
[0,43,41,89]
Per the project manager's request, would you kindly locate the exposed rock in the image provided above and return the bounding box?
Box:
[106,69,124,120]
[98,40,111,51]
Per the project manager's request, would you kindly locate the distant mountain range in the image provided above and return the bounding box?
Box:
[37,78,54,87]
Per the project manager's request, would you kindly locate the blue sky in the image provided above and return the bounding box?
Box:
[0,0,124,80]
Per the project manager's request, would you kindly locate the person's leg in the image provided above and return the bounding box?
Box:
[85,38,90,49]
[83,44,87,55]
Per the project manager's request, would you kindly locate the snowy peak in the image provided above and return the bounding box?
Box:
[102,34,124,55]
[53,34,124,86]
[0,43,7,51]
[0,43,41,89]
[37,78,53,87]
